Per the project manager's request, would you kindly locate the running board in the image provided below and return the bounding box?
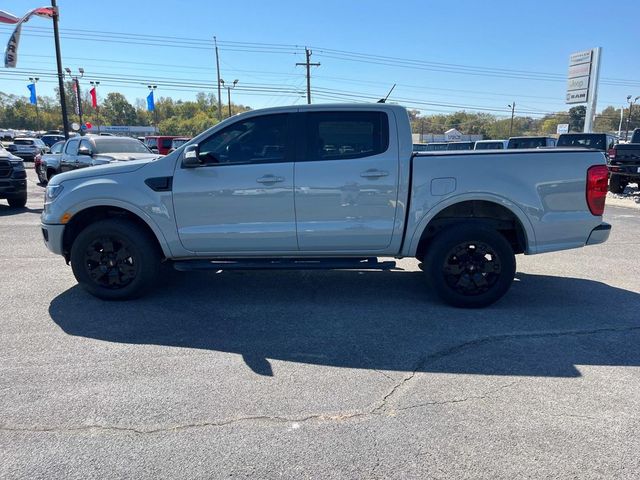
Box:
[172,257,396,272]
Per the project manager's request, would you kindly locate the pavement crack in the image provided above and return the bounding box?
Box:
[370,325,640,412]
[0,412,370,435]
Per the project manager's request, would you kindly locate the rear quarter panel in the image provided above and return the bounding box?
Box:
[403,149,607,256]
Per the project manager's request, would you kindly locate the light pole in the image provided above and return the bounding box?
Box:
[90,80,100,133]
[65,67,84,134]
[219,78,238,118]
[29,77,40,131]
[508,102,516,137]
[148,85,158,133]
[624,95,639,141]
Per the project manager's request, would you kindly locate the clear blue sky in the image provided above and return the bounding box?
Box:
[1,0,639,119]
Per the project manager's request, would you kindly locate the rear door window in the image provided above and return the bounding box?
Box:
[65,139,79,155]
[303,111,389,161]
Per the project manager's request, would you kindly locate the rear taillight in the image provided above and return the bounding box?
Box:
[608,147,616,160]
[586,165,608,216]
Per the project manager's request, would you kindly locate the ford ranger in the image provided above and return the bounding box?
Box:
[41,104,610,307]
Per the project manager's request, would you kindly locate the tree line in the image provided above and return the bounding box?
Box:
[409,104,640,139]
[1,84,638,138]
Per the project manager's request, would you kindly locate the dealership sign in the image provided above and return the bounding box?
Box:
[566,49,594,104]
[556,123,569,135]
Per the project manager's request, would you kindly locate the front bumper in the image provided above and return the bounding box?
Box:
[586,222,611,246]
[0,177,27,199]
[41,223,66,255]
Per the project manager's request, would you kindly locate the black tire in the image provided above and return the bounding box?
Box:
[70,218,161,300]
[608,175,626,194]
[423,224,516,308]
[37,165,47,185]
[7,194,27,208]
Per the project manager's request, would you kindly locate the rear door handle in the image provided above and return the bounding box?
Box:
[256,175,284,184]
[360,169,389,178]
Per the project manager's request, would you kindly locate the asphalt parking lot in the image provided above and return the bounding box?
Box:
[1,168,639,479]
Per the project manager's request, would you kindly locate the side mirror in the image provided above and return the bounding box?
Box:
[78,146,92,156]
[182,144,201,168]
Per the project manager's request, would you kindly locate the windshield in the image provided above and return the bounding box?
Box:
[508,138,546,149]
[14,139,33,145]
[557,135,605,150]
[475,142,504,150]
[172,139,188,148]
[93,138,151,154]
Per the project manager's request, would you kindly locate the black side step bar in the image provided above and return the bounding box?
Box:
[173,257,396,272]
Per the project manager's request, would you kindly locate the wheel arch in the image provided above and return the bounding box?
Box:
[61,202,171,262]
[408,195,536,260]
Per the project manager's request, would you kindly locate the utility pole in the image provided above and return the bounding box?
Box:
[214,36,223,121]
[296,48,320,104]
[51,0,69,139]
[508,102,516,137]
[624,95,639,141]
[220,79,238,118]
[29,77,40,131]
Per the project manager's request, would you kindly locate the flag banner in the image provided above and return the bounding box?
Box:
[73,80,80,115]
[0,10,20,24]
[27,82,36,104]
[90,87,97,108]
[147,91,155,111]
[4,7,55,68]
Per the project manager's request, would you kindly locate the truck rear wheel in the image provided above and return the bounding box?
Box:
[608,175,626,194]
[423,225,516,308]
[70,218,161,300]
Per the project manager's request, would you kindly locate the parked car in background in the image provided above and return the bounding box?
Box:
[447,141,475,151]
[474,140,508,150]
[58,136,158,173]
[607,128,640,193]
[413,143,429,152]
[0,146,27,208]
[6,137,48,160]
[37,140,65,184]
[40,134,66,148]
[144,135,180,155]
[425,142,448,151]
[168,137,191,153]
[507,136,556,149]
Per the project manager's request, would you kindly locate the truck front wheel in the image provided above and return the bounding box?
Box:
[423,225,516,308]
[70,218,161,300]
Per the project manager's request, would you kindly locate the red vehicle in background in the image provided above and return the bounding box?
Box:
[144,136,180,155]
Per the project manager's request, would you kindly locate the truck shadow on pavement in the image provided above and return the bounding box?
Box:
[0,205,43,216]
[49,271,640,377]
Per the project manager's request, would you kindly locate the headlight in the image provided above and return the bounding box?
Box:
[9,160,24,170]
[46,184,64,202]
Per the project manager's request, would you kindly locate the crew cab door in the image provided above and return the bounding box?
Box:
[294,110,400,252]
[60,138,79,172]
[172,113,297,253]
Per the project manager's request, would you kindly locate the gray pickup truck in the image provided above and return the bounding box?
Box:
[41,104,611,307]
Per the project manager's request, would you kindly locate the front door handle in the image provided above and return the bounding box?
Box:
[256,175,285,184]
[360,169,389,178]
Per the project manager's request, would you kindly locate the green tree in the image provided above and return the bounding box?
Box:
[101,92,137,125]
